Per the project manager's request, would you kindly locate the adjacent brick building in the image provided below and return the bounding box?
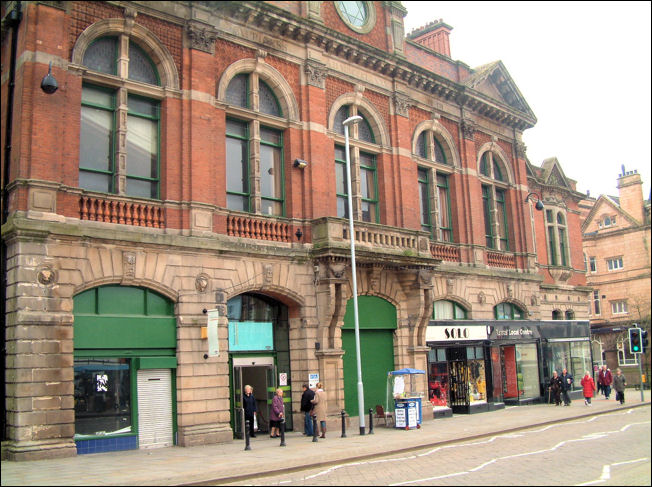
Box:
[580,167,651,385]
[2,1,591,460]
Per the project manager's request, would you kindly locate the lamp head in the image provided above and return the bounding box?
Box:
[535,200,544,211]
[41,62,58,94]
[342,115,363,127]
[293,159,308,169]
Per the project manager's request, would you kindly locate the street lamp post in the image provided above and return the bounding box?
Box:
[343,114,366,435]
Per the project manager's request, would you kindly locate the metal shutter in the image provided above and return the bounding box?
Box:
[137,369,173,449]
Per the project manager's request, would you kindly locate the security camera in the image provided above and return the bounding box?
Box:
[293,159,308,169]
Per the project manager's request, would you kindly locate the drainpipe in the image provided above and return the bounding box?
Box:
[2,1,22,442]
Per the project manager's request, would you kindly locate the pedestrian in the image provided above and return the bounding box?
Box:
[549,370,563,406]
[597,365,613,399]
[560,368,574,406]
[580,371,596,406]
[613,368,627,404]
[300,384,315,436]
[311,382,328,438]
[269,388,285,438]
[242,384,257,438]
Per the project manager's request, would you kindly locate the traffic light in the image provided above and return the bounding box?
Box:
[642,329,649,353]
[628,327,642,354]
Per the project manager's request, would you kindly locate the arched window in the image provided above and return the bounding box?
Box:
[565,310,575,320]
[79,36,162,199]
[433,300,467,319]
[495,302,524,320]
[552,309,563,320]
[545,208,570,266]
[415,128,454,241]
[225,72,285,216]
[333,104,379,223]
[479,151,510,250]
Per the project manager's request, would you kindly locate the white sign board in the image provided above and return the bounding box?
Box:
[407,402,418,428]
[308,373,319,389]
[207,309,219,357]
[395,407,406,428]
[279,373,287,386]
[426,325,488,342]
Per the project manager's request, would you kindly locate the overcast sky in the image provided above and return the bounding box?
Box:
[402,1,651,200]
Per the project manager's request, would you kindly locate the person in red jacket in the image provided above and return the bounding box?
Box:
[580,371,596,406]
[597,365,613,399]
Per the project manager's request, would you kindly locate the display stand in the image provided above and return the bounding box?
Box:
[387,368,425,430]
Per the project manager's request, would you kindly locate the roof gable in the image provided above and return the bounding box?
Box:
[581,195,642,233]
[463,61,535,119]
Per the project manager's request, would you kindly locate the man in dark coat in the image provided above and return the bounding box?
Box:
[560,368,574,406]
[300,384,315,436]
[243,384,257,438]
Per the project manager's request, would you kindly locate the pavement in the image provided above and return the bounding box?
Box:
[2,390,650,486]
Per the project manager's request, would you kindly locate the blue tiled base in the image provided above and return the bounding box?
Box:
[76,435,138,454]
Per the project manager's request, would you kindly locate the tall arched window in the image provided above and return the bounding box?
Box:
[225,74,285,216]
[495,302,524,320]
[546,209,570,266]
[333,104,379,223]
[79,36,161,199]
[479,151,510,250]
[414,128,455,241]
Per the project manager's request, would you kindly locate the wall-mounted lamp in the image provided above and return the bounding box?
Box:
[41,61,58,94]
[293,159,308,169]
[295,228,303,240]
[524,192,544,211]
[315,342,321,350]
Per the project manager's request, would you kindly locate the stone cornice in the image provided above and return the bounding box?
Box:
[202,1,536,131]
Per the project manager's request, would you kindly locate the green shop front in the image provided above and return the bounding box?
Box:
[73,286,177,454]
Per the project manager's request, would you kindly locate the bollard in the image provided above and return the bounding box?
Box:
[244,419,251,450]
[280,418,286,447]
[312,416,319,442]
[341,409,347,438]
[368,408,374,435]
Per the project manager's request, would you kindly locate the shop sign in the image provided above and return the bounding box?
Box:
[426,325,487,342]
[487,324,540,340]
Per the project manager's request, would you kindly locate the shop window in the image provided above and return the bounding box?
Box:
[591,339,606,367]
[333,105,380,223]
[427,348,448,407]
[547,341,589,391]
[225,73,285,216]
[74,358,132,437]
[495,302,524,320]
[467,347,487,404]
[433,300,467,319]
[617,337,638,366]
[515,343,540,399]
[79,37,161,199]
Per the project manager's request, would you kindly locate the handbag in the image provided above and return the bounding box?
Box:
[253,413,258,432]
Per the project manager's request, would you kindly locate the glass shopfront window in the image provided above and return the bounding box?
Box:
[427,348,448,407]
[545,340,591,391]
[515,344,540,399]
[467,347,487,403]
[74,358,132,437]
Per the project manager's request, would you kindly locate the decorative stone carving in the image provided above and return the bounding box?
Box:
[460,119,475,140]
[417,269,433,289]
[393,95,410,118]
[215,290,226,304]
[446,277,454,295]
[478,290,486,304]
[195,273,210,293]
[187,21,219,54]
[507,284,514,298]
[263,264,273,285]
[304,60,328,89]
[530,294,538,306]
[329,262,346,279]
[368,267,382,291]
[122,252,136,282]
[515,141,527,159]
[37,266,56,286]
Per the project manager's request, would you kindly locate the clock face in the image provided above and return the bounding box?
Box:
[335,1,375,33]
[337,1,368,28]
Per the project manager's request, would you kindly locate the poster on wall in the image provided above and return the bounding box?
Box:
[207,309,219,357]
[309,373,319,389]
[503,346,518,398]
[279,373,287,386]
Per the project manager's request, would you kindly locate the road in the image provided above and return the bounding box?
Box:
[218,407,651,486]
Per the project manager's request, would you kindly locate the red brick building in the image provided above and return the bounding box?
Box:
[580,168,651,385]
[2,1,590,460]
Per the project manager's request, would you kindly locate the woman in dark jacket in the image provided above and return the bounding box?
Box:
[243,385,257,438]
[549,370,563,406]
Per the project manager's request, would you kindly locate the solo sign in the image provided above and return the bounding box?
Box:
[425,325,487,342]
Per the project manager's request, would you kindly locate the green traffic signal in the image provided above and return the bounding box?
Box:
[629,327,642,353]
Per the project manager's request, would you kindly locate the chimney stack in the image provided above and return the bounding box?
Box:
[617,167,645,223]
[407,19,453,57]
